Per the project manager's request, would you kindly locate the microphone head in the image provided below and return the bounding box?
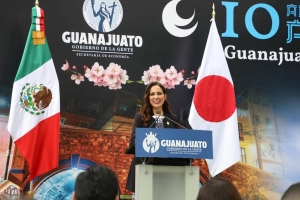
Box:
[156,110,161,114]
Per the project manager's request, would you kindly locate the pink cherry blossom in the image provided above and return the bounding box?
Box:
[94,75,107,87]
[119,69,129,84]
[172,71,183,85]
[184,79,196,89]
[106,62,122,77]
[163,66,184,88]
[149,65,165,82]
[108,81,122,90]
[157,76,167,86]
[85,68,97,82]
[61,61,69,71]
[71,74,84,85]
[163,79,175,89]
[103,63,121,85]
[141,71,151,85]
[165,66,178,80]
[91,62,105,77]
[104,74,118,85]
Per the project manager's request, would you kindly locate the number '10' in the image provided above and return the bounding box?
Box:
[222,2,279,39]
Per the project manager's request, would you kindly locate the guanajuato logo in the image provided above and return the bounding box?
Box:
[143,132,160,153]
[20,83,52,115]
[83,0,123,33]
[61,0,143,59]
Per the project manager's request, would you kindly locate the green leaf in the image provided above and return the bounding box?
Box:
[36,112,40,115]
[30,111,34,114]
[25,108,29,112]
[22,86,25,90]
[41,111,45,114]
[136,80,144,84]
[32,107,37,111]
[28,97,32,102]
[126,80,134,83]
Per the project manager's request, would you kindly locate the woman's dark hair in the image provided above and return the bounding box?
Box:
[197,177,242,200]
[140,82,171,126]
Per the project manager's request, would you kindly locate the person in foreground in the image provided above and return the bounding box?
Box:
[281,182,300,200]
[197,177,242,200]
[125,81,184,192]
[72,165,119,200]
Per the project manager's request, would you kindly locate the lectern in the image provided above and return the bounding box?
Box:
[132,128,213,200]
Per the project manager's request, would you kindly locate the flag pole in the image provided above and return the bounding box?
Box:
[212,3,215,19]
[29,3,40,198]
[3,137,12,180]
[27,2,39,198]
[27,181,34,199]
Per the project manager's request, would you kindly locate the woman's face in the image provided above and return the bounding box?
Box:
[149,85,166,111]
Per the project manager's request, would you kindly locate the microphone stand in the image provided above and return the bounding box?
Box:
[163,115,188,129]
[163,113,194,164]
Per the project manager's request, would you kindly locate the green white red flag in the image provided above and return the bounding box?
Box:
[7,6,60,180]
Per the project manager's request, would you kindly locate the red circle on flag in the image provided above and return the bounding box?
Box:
[193,75,236,122]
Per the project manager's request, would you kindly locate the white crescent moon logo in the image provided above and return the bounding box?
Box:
[162,0,198,37]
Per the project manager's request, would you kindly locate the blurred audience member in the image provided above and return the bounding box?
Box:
[281,182,300,200]
[197,177,242,200]
[72,165,119,200]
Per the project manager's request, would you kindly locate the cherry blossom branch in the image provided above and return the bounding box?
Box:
[141,65,198,89]
[61,60,198,90]
[61,60,129,90]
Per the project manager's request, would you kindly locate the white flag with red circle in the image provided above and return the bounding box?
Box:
[188,19,240,177]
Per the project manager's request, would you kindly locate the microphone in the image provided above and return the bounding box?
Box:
[149,110,162,128]
[163,114,188,129]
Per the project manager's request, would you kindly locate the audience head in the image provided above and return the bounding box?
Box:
[73,165,119,200]
[197,177,242,200]
[281,182,300,200]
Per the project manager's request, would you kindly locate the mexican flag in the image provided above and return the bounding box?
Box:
[7,6,60,180]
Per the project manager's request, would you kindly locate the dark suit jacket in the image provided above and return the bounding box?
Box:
[125,112,188,192]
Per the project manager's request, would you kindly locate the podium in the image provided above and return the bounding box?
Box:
[135,164,199,200]
[132,128,213,200]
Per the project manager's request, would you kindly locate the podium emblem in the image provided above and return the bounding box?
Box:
[142,132,160,153]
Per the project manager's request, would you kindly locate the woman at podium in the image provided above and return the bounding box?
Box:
[125,81,183,192]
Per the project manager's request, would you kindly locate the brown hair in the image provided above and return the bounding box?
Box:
[140,82,171,126]
[197,177,242,200]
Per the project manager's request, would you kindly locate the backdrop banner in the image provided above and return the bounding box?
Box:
[1,0,299,199]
